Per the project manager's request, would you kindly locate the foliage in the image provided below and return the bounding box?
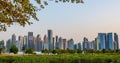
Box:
[0,48,2,54]
[25,48,34,54]
[10,45,18,54]
[0,0,84,31]
[0,54,120,63]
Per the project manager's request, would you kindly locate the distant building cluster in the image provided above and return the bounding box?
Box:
[82,33,119,50]
[4,30,119,52]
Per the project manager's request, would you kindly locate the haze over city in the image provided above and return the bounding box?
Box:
[0,0,120,43]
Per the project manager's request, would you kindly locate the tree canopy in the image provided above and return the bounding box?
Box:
[0,0,83,31]
[10,45,18,54]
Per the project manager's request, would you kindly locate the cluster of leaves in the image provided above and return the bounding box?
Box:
[10,45,18,54]
[0,0,84,31]
[42,49,82,54]
[25,48,34,54]
[83,49,120,54]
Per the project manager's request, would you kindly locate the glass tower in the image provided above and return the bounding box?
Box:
[48,30,53,50]
[114,33,119,50]
[98,33,106,50]
[107,33,113,50]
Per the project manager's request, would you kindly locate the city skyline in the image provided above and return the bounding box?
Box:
[4,30,119,53]
[0,30,120,44]
[0,0,120,43]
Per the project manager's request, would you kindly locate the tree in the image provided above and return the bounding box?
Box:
[0,48,2,54]
[10,45,18,54]
[0,0,84,31]
[25,48,34,54]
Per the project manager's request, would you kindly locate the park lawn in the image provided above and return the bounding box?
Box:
[0,53,120,63]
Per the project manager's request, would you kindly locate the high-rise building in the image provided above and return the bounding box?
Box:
[43,35,48,50]
[18,36,23,51]
[6,39,12,52]
[89,41,95,50]
[98,33,106,50]
[59,37,63,49]
[82,37,89,50]
[53,37,55,50]
[12,34,16,45]
[0,40,4,48]
[114,33,119,50]
[63,39,67,50]
[48,30,53,50]
[74,44,77,50]
[23,36,28,48]
[44,35,48,43]
[78,42,81,50]
[35,35,42,52]
[28,32,34,49]
[55,35,59,49]
[95,37,99,50]
[68,39,74,50]
[33,36,37,50]
[107,33,114,50]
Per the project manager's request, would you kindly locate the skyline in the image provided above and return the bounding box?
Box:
[0,0,120,43]
[4,30,119,52]
[1,30,119,44]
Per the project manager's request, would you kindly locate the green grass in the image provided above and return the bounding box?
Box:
[0,53,120,63]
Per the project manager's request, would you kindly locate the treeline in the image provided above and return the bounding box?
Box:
[1,45,120,54]
[42,49,120,54]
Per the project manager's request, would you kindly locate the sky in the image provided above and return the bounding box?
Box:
[0,0,120,43]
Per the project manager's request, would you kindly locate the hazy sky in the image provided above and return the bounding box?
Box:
[0,0,120,43]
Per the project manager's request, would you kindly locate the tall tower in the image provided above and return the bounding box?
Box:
[107,33,113,50]
[28,32,34,49]
[36,35,42,51]
[82,37,89,50]
[55,35,59,49]
[98,33,106,50]
[23,36,28,48]
[18,36,23,51]
[59,37,63,49]
[48,30,53,50]
[68,39,74,50]
[114,33,119,50]
[63,39,67,50]
[43,35,48,50]
[12,34,16,45]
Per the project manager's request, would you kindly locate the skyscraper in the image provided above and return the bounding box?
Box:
[107,33,113,50]
[63,39,67,50]
[18,36,23,51]
[59,37,63,49]
[48,30,53,50]
[98,33,106,50]
[78,42,81,50]
[43,35,48,50]
[12,34,16,45]
[55,35,59,49]
[53,37,55,50]
[68,39,74,50]
[6,39,12,52]
[74,44,77,50]
[114,33,119,50]
[28,32,34,49]
[95,37,99,50]
[35,35,42,52]
[23,36,28,48]
[82,37,89,50]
